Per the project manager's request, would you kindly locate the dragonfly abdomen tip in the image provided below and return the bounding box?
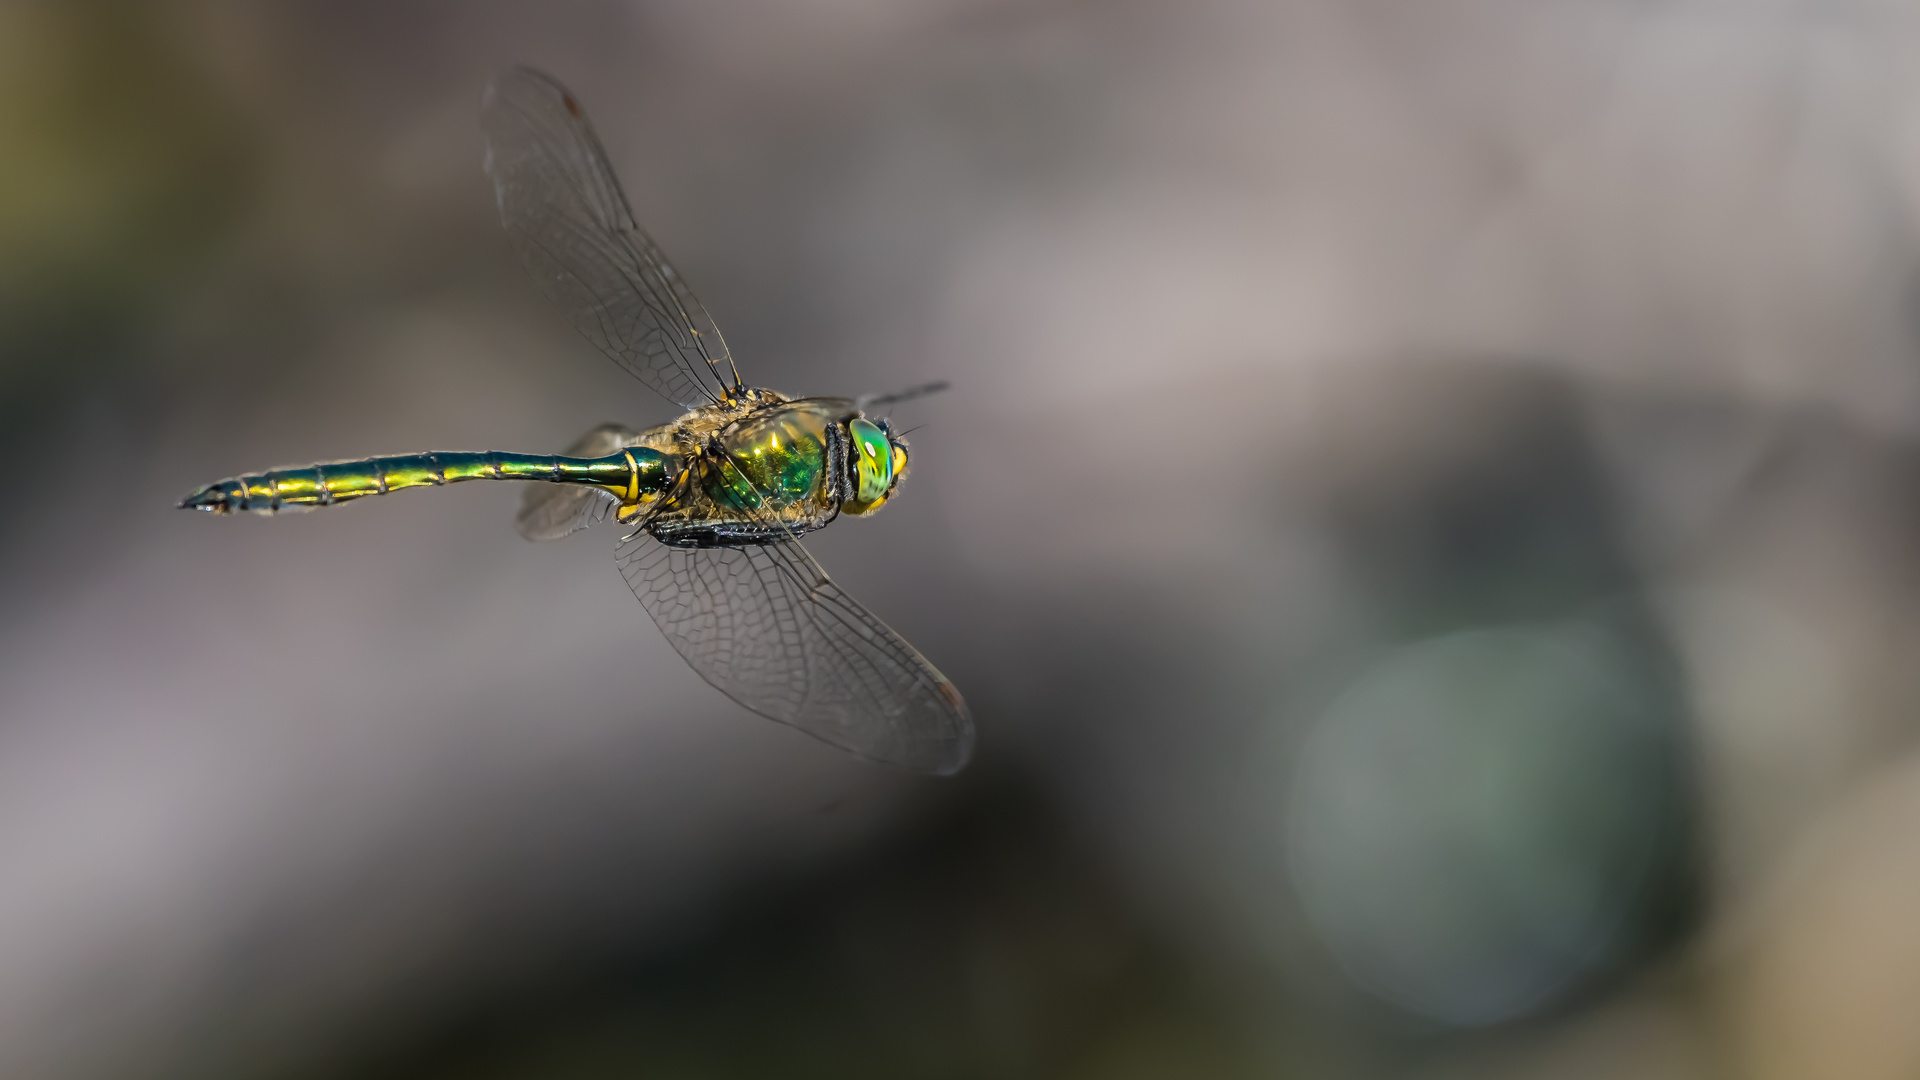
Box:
[179,485,230,513]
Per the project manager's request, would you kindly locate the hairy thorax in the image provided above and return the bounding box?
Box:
[630,388,852,547]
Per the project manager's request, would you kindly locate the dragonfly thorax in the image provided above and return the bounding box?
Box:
[635,396,906,546]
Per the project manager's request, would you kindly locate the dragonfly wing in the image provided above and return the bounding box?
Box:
[516,422,638,541]
[519,486,615,542]
[482,67,737,410]
[616,534,974,775]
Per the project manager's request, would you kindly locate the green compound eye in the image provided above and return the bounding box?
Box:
[845,418,894,513]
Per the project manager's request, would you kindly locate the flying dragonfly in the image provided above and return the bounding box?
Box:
[180,67,973,775]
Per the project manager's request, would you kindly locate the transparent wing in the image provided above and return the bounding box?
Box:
[482,66,738,410]
[516,422,636,541]
[519,486,616,542]
[615,531,974,775]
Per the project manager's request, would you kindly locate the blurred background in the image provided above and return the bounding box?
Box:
[6,1,1920,1076]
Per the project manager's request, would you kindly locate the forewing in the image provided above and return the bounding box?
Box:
[482,67,736,410]
[616,535,974,775]
[517,422,637,541]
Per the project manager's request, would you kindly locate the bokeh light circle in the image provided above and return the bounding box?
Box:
[1287,622,1678,1026]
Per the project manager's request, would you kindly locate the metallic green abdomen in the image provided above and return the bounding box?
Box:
[181,449,672,515]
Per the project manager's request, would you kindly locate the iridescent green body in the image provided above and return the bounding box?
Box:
[181,449,672,514]
[180,394,904,547]
[630,393,898,547]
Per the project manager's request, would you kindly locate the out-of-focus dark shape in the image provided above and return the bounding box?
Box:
[383,783,1251,1080]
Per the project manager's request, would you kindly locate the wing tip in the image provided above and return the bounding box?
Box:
[928,746,974,777]
[888,702,975,777]
[481,65,568,124]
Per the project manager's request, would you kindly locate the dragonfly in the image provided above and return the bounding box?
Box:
[180,67,973,775]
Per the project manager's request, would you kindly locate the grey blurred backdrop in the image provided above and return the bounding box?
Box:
[6,1,1920,1077]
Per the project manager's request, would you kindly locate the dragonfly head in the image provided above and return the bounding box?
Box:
[841,417,909,516]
